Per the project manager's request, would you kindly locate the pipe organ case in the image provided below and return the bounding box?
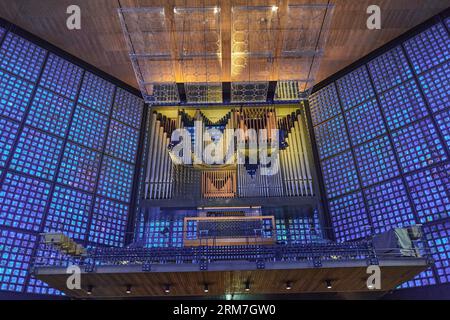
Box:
[138,105,325,246]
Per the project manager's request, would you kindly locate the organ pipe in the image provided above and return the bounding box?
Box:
[144,106,314,200]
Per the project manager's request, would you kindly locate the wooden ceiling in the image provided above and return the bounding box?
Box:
[0,0,448,89]
[36,261,427,298]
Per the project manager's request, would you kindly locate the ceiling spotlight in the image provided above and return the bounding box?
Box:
[214,7,220,14]
[286,281,292,290]
[126,285,132,294]
[271,5,278,12]
[164,284,170,294]
[325,280,332,289]
[173,8,178,14]
[245,281,250,292]
[204,283,209,293]
[87,285,93,295]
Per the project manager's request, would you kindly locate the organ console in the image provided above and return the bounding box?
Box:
[183,215,276,246]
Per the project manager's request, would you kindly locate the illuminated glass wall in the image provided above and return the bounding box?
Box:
[275,211,324,244]
[0,26,144,295]
[309,18,449,289]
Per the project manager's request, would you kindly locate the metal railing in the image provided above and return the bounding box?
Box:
[32,227,432,271]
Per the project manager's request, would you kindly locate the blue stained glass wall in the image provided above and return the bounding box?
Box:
[140,210,199,249]
[89,198,128,247]
[328,192,371,242]
[424,221,450,284]
[309,17,450,290]
[0,26,144,296]
[275,214,324,244]
[0,228,36,292]
[314,115,350,160]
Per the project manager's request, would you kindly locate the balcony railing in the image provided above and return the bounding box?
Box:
[32,226,431,272]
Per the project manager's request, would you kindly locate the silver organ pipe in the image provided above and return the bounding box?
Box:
[290,114,304,195]
[144,112,174,200]
[278,111,314,197]
[297,113,314,194]
[294,118,307,195]
[155,125,164,198]
[194,110,203,164]
[143,106,314,201]
[144,112,157,198]
[286,118,299,195]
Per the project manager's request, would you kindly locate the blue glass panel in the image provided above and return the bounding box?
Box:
[322,151,360,199]
[27,277,63,296]
[0,27,5,40]
[26,247,67,295]
[276,219,288,242]
[10,126,63,180]
[57,142,101,193]
[368,46,413,93]
[0,117,19,167]
[97,156,134,202]
[405,163,450,223]
[39,54,83,100]
[68,105,108,151]
[379,79,428,130]
[0,228,36,293]
[418,61,450,114]
[78,72,114,115]
[287,216,322,244]
[400,268,436,289]
[404,23,450,74]
[329,192,371,242]
[26,87,74,137]
[185,219,197,241]
[112,88,144,129]
[345,98,386,145]
[354,135,399,187]
[314,115,350,160]
[0,69,34,121]
[135,211,146,242]
[172,219,184,247]
[0,33,46,82]
[435,109,450,150]
[336,66,375,110]
[392,118,447,173]
[0,172,51,232]
[365,178,415,234]
[146,217,171,248]
[105,120,139,163]
[309,83,341,125]
[89,197,128,247]
[45,185,93,241]
[424,221,450,284]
